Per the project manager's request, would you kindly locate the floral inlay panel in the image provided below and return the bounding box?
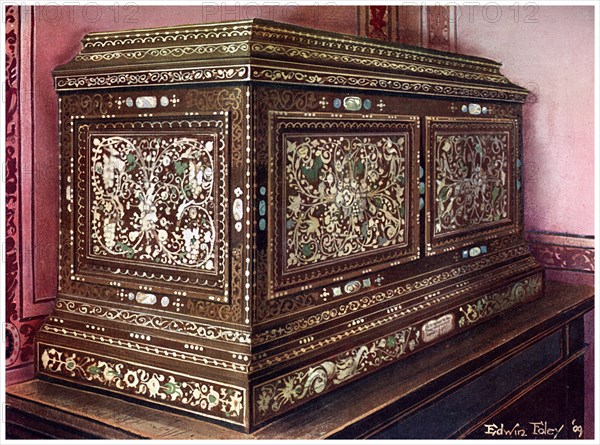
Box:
[74,118,228,293]
[285,134,407,269]
[425,118,518,255]
[39,345,245,425]
[89,132,217,270]
[434,131,509,234]
[269,115,420,295]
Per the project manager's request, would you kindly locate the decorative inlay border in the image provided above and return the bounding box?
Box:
[458,274,542,327]
[254,248,535,345]
[249,43,507,85]
[251,258,540,374]
[252,24,496,71]
[256,241,529,323]
[79,20,497,73]
[253,272,542,424]
[82,24,253,48]
[55,298,251,344]
[55,66,249,90]
[38,344,246,426]
[252,67,527,102]
[254,326,420,424]
[40,323,249,373]
[526,231,594,273]
[75,42,250,62]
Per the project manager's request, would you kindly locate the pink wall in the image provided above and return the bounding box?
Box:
[458,6,595,235]
[458,6,595,439]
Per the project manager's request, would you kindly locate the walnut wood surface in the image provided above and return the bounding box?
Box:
[7,280,593,440]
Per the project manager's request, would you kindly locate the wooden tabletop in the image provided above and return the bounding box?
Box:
[6,280,594,440]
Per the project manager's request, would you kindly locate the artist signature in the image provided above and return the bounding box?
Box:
[483,419,583,439]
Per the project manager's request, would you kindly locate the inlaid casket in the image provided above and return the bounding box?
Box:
[37,19,543,431]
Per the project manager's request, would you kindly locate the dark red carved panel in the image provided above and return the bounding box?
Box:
[526,232,594,273]
[5,5,47,384]
[427,6,451,49]
[357,6,456,51]
[368,6,388,40]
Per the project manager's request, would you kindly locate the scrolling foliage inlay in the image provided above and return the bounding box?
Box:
[434,132,509,234]
[39,345,246,425]
[89,133,218,271]
[270,114,419,294]
[426,118,518,254]
[76,118,227,292]
[285,134,407,269]
[58,89,245,322]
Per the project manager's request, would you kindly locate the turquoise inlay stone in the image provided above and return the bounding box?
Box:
[419,166,424,178]
[517,159,522,168]
[419,197,424,210]
[419,182,425,194]
[517,179,522,190]
[461,104,468,113]
[259,218,266,231]
[259,186,267,195]
[259,200,266,216]
[363,99,372,110]
[333,98,342,108]
[480,245,488,254]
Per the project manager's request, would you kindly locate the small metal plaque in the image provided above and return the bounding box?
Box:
[422,314,455,342]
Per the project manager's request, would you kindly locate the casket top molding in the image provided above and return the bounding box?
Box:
[53,18,528,102]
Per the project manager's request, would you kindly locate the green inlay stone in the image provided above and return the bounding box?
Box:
[386,335,396,348]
